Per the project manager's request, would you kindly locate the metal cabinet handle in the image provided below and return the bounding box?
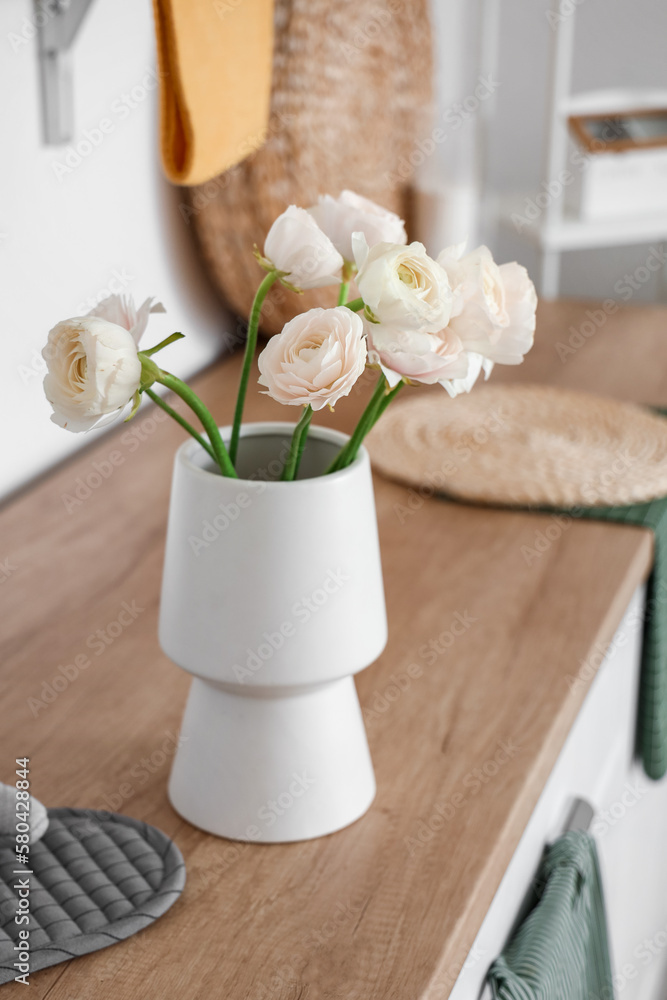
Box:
[564,796,594,834]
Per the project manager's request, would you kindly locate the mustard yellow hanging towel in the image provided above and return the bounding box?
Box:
[152,0,274,186]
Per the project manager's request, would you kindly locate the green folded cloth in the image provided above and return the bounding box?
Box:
[488,832,613,1000]
[572,495,667,780]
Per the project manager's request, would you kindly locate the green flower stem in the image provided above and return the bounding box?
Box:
[144,388,216,463]
[337,281,350,306]
[230,269,281,464]
[155,370,237,478]
[344,297,364,312]
[141,332,184,357]
[326,374,388,474]
[374,379,404,423]
[281,405,313,481]
[293,407,313,480]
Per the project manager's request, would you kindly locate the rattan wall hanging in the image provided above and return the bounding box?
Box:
[185,0,433,336]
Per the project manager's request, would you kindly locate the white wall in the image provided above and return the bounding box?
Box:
[1,0,229,499]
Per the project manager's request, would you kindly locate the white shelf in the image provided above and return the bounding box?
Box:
[499,195,667,252]
[490,1,667,297]
[557,87,667,118]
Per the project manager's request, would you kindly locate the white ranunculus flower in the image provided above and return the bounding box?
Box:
[440,351,495,399]
[354,237,454,334]
[263,205,344,290]
[43,315,142,432]
[257,307,367,410]
[437,245,537,365]
[307,190,407,262]
[367,322,470,389]
[87,293,165,345]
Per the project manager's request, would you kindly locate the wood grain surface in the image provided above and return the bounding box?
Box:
[0,299,662,998]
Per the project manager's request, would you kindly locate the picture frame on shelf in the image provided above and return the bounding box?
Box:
[569,107,667,154]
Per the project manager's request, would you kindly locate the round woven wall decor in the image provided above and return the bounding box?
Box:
[366,384,667,508]
[186,0,433,336]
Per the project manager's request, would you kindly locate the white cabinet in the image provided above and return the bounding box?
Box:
[450,585,667,1000]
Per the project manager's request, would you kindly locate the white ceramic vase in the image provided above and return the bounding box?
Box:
[159,422,387,842]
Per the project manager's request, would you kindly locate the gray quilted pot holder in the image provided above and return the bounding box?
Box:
[0,808,185,984]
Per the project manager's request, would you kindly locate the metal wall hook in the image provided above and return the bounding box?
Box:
[36,0,95,145]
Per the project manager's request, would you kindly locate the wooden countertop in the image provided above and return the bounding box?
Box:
[1,299,664,998]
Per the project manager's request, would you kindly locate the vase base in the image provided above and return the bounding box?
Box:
[168,675,376,842]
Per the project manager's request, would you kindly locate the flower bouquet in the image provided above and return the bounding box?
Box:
[43,189,536,479]
[42,191,537,842]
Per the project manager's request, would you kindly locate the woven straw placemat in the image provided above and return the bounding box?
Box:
[366,384,667,508]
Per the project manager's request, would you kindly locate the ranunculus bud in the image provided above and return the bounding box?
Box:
[263,206,344,290]
[307,190,407,262]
